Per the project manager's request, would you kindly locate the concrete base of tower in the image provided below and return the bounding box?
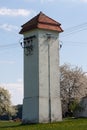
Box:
[22,97,62,124]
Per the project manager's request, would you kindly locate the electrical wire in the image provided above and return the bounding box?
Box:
[0,22,87,49]
[59,40,87,48]
[64,22,87,32]
[61,41,87,44]
[0,43,18,47]
[61,28,87,37]
[0,37,23,49]
[61,22,87,37]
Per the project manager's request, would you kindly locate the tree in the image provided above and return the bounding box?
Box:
[0,87,17,119]
[60,64,87,117]
[12,104,22,120]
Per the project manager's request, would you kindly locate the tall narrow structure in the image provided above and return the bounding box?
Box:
[19,12,63,123]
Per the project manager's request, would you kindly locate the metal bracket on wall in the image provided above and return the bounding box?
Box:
[20,35,36,56]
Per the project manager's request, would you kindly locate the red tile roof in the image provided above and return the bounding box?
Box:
[19,12,63,34]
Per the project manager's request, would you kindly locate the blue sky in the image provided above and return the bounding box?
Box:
[0,0,87,105]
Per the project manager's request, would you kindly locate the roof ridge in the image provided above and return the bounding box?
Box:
[38,12,61,25]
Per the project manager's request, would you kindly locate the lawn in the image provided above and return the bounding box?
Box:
[0,118,87,130]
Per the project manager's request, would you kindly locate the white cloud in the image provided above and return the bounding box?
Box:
[17,78,23,83]
[81,0,87,2]
[63,0,87,3]
[44,0,87,3]
[24,0,87,3]
[41,0,55,3]
[0,7,35,17]
[0,60,15,64]
[24,0,35,2]
[0,24,18,32]
[0,79,23,105]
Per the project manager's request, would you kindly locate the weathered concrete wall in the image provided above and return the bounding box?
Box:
[22,30,39,123]
[38,30,49,123]
[38,30,62,122]
[22,29,62,123]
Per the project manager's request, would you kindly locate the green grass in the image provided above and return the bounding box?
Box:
[0,118,87,130]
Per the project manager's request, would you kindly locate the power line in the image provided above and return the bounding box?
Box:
[64,22,87,32]
[0,22,87,50]
[61,22,87,37]
[0,43,19,49]
[59,40,87,48]
[61,28,87,37]
[61,41,87,44]
[0,43,18,47]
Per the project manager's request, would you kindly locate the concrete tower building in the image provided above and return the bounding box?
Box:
[19,12,63,123]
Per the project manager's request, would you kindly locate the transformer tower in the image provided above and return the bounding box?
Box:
[19,12,63,123]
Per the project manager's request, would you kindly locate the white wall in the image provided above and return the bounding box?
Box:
[22,29,62,123]
[23,30,39,122]
[38,30,62,122]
